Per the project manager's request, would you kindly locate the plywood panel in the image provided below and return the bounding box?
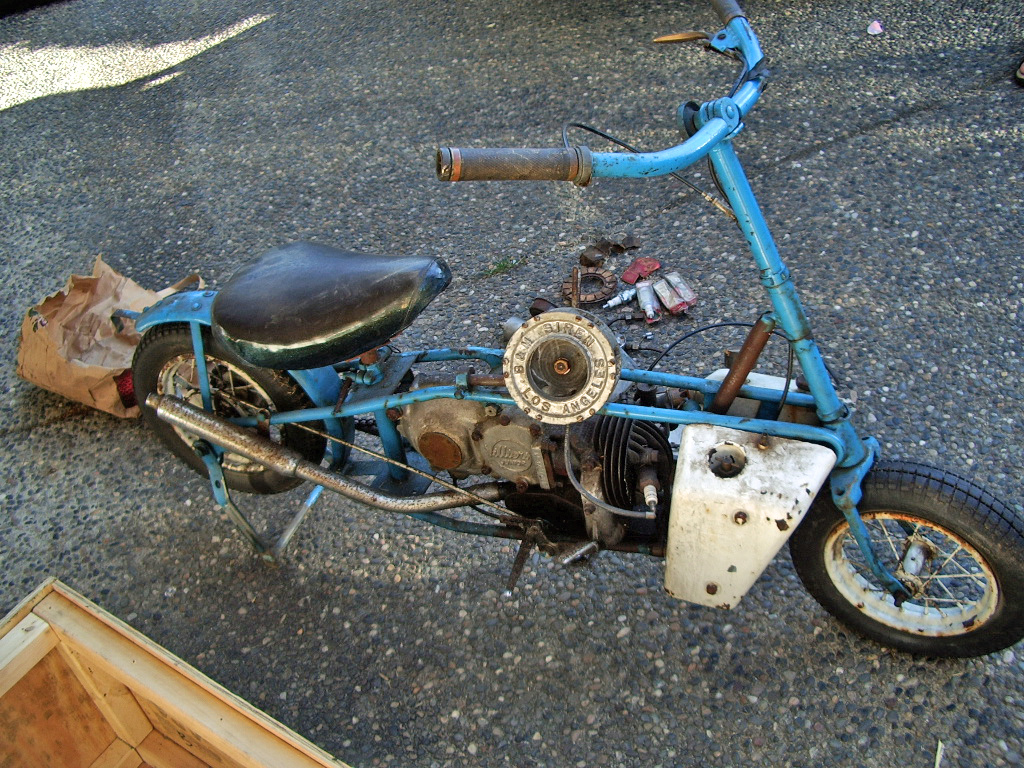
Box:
[136,730,211,768]
[57,641,153,746]
[87,738,139,768]
[0,648,115,768]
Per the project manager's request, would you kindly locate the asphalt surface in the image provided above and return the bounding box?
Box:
[2,0,1023,766]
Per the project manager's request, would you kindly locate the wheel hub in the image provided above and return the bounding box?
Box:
[894,539,936,597]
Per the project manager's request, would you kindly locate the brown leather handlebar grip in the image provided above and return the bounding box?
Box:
[436,146,592,186]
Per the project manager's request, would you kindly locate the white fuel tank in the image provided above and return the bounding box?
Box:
[665,424,835,609]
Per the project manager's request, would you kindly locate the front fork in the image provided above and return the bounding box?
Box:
[827,440,911,599]
[707,139,912,600]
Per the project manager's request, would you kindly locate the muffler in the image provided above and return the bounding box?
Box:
[147,394,509,514]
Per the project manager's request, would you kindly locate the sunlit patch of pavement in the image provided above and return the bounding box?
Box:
[0,13,271,111]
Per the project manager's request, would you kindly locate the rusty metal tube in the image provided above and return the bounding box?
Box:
[466,373,506,388]
[710,315,776,415]
[147,395,509,513]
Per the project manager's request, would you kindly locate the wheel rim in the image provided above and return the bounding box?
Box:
[155,353,283,475]
[824,511,999,637]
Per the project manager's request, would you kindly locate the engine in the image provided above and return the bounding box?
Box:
[397,309,675,548]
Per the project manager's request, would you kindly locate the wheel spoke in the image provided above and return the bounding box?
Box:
[158,349,285,475]
[914,594,972,606]
[931,576,959,603]
[923,572,987,584]
[224,365,239,397]
[921,571,987,605]
[172,372,197,394]
[874,518,904,562]
[937,546,977,578]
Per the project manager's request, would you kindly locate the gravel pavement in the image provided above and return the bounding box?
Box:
[1,1,1023,766]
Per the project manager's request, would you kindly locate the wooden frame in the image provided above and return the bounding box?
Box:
[0,579,349,768]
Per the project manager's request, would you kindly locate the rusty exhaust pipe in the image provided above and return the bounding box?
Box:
[147,395,509,513]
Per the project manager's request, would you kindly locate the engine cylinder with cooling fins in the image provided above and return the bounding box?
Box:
[592,416,675,532]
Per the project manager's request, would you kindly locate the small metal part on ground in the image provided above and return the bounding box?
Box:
[561,267,618,306]
[579,246,607,268]
[596,235,641,253]
[529,297,558,316]
[582,236,642,265]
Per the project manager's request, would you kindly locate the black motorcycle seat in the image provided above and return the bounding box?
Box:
[212,241,451,369]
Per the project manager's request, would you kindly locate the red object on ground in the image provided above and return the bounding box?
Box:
[621,257,661,284]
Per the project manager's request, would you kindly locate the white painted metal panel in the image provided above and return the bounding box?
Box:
[665,424,836,608]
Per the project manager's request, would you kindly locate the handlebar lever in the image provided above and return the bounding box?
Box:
[653,31,711,45]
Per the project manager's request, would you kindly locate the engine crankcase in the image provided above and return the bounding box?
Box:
[398,398,552,488]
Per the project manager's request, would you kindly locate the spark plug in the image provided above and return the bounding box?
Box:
[637,466,662,515]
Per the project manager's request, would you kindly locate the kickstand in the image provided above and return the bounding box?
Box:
[194,442,277,564]
[271,484,325,560]
[503,525,548,597]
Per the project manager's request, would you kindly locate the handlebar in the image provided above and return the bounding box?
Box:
[436,9,762,186]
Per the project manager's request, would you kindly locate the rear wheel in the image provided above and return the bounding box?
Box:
[133,323,326,494]
[790,460,1024,657]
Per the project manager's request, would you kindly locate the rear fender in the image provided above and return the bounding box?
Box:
[134,291,350,465]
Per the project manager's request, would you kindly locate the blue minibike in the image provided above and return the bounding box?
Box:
[127,0,1024,658]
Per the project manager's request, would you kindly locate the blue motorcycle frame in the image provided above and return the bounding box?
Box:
[128,15,907,598]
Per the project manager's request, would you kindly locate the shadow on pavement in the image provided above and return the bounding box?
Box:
[1,0,73,18]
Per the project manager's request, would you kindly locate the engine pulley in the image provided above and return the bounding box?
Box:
[502,309,620,425]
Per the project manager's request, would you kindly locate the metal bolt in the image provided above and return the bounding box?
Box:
[706,583,719,595]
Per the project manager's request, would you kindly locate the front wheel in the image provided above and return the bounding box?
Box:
[790,460,1024,658]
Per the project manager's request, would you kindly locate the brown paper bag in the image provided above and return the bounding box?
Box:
[16,257,200,418]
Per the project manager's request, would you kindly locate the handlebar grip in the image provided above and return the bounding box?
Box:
[710,0,745,24]
[436,146,592,186]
